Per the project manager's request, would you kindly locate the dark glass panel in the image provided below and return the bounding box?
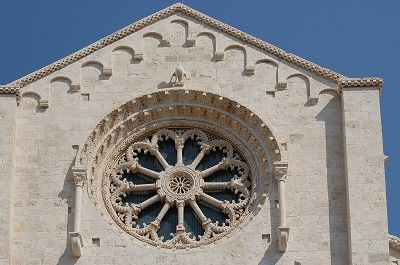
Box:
[196,149,226,170]
[158,207,178,241]
[122,171,155,185]
[158,138,177,166]
[205,190,239,203]
[198,201,229,226]
[122,190,157,205]
[204,169,239,183]
[184,207,203,240]
[135,200,163,228]
[136,152,164,172]
[182,139,201,165]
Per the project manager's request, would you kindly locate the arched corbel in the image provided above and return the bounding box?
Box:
[274,161,289,252]
[69,155,86,258]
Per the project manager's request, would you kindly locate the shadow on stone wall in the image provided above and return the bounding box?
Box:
[257,183,283,264]
[56,157,78,265]
[316,96,349,265]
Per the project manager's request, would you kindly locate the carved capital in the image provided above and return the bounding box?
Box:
[175,137,185,149]
[200,143,212,154]
[273,161,288,181]
[72,166,87,187]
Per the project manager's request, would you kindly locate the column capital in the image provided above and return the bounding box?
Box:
[72,166,87,187]
[273,161,288,181]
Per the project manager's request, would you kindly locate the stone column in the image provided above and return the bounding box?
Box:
[274,161,289,252]
[0,92,18,264]
[70,166,86,258]
[341,82,389,264]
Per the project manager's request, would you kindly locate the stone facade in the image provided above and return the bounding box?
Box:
[0,3,396,265]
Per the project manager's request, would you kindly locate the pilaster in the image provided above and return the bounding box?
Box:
[0,93,17,264]
[341,85,389,264]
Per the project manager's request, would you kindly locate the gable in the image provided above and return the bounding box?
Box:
[0,3,382,100]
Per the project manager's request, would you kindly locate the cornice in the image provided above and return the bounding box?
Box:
[0,3,383,92]
[0,85,21,100]
[390,234,400,252]
[339,77,383,90]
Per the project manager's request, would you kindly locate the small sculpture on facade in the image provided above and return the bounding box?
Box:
[170,64,187,86]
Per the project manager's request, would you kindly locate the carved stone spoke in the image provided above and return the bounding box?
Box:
[107,128,253,249]
[137,194,160,211]
[201,182,229,191]
[137,166,160,180]
[153,202,171,227]
[188,199,210,227]
[190,143,211,169]
[200,193,224,211]
[201,158,229,178]
[129,183,158,192]
[153,149,170,169]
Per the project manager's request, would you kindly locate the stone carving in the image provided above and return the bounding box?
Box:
[70,166,87,258]
[273,161,289,252]
[170,64,187,86]
[273,161,288,181]
[390,235,400,252]
[339,77,383,89]
[105,128,253,249]
[0,4,382,92]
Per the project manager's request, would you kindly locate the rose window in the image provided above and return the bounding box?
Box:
[105,128,254,248]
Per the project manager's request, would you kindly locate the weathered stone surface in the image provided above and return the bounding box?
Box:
[0,3,393,265]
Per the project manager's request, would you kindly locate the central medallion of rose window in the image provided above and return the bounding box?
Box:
[106,128,253,249]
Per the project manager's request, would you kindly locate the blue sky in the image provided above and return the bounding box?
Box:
[0,0,398,236]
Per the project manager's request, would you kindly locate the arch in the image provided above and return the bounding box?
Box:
[50,76,72,85]
[224,44,246,53]
[77,89,282,250]
[81,60,104,68]
[170,19,189,47]
[112,45,135,54]
[254,59,279,91]
[21,91,46,110]
[112,46,135,63]
[196,32,216,58]
[223,45,247,75]
[143,32,164,47]
[79,89,281,169]
[287,73,310,84]
[319,88,340,99]
[21,91,41,101]
[287,73,311,101]
[255,59,279,68]
[81,61,104,80]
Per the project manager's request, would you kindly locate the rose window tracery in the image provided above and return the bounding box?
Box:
[105,128,254,248]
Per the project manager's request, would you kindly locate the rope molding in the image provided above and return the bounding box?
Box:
[0,3,382,96]
[390,234,400,252]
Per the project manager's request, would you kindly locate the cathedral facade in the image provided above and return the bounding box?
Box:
[0,3,398,265]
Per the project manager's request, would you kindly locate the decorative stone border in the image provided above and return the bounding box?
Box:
[390,234,400,252]
[76,89,280,250]
[0,3,383,94]
[339,77,383,89]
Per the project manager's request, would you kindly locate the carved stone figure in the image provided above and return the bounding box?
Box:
[170,64,187,86]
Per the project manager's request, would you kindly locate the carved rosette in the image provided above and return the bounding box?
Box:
[105,128,253,249]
